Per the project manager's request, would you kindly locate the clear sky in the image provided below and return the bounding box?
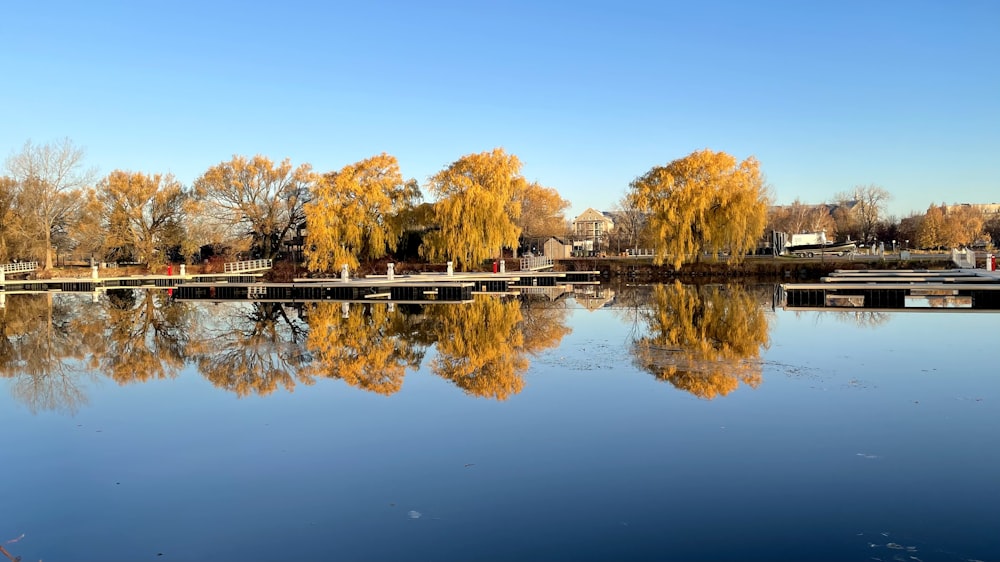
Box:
[2,0,997,220]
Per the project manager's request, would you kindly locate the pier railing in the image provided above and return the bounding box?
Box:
[224,259,273,273]
[951,249,976,269]
[1,261,39,273]
[520,256,554,270]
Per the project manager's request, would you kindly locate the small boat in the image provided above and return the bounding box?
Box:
[784,240,857,257]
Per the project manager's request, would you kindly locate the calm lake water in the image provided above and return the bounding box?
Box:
[1,285,997,562]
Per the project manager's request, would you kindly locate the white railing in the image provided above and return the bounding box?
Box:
[951,249,976,269]
[520,256,554,270]
[624,248,655,257]
[1,261,39,273]
[224,259,273,273]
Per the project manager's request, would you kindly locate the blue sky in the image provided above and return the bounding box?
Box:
[2,0,997,220]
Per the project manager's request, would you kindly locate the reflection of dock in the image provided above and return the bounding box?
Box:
[782,269,1000,310]
[176,270,601,303]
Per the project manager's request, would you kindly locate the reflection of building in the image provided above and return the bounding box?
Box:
[573,285,615,310]
[572,208,615,255]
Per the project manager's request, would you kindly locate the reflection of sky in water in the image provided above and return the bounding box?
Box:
[0,296,997,561]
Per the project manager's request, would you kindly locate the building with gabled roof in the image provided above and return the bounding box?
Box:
[571,208,615,254]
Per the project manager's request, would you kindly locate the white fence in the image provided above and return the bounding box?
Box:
[951,249,976,269]
[1,261,39,273]
[224,259,273,273]
[520,256,554,270]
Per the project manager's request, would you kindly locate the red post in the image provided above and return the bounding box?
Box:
[167,264,173,276]
[493,261,498,273]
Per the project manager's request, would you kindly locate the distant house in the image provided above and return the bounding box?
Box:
[542,237,573,259]
[572,208,615,253]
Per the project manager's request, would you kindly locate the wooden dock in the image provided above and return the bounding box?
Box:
[0,263,601,304]
[782,268,1000,310]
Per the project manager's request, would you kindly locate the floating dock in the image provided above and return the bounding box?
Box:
[782,269,1000,310]
[0,261,601,304]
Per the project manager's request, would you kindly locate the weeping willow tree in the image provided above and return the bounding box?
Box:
[628,149,768,269]
[302,302,425,395]
[303,153,421,273]
[631,282,770,399]
[421,148,526,270]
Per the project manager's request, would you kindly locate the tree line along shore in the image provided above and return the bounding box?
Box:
[4,138,994,277]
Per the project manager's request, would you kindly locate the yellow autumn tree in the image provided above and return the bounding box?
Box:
[421,148,526,270]
[631,282,770,400]
[915,204,947,249]
[628,149,768,268]
[89,170,190,266]
[303,153,420,273]
[516,181,571,253]
[946,204,986,248]
[427,296,529,400]
[194,155,316,260]
[302,302,425,395]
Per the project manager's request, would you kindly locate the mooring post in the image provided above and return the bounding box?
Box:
[499,260,506,273]
[180,264,186,276]
[0,268,5,284]
[447,261,453,276]
[341,264,349,282]
[92,264,99,280]
[387,262,395,281]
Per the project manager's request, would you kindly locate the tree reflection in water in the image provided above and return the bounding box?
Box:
[303,302,426,395]
[78,289,195,385]
[0,294,94,414]
[0,289,576,409]
[629,282,771,399]
[188,301,313,397]
[426,294,572,400]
